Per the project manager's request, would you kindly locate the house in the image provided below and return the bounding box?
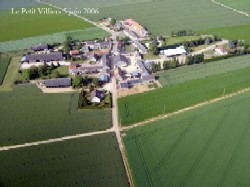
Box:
[113,41,125,53]
[22,52,64,63]
[85,41,95,50]
[136,60,147,74]
[215,46,228,55]
[161,46,187,57]
[31,43,49,51]
[100,53,111,67]
[114,21,123,31]
[90,53,99,62]
[133,41,147,54]
[70,50,80,56]
[91,89,105,103]
[44,78,71,88]
[142,75,155,83]
[99,68,110,82]
[124,19,148,37]
[123,29,138,40]
[131,71,140,78]
[113,55,128,68]
[97,41,111,50]
[81,46,90,55]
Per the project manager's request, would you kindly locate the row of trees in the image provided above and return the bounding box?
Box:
[22,64,61,80]
[163,58,180,70]
[171,30,195,37]
[185,54,204,65]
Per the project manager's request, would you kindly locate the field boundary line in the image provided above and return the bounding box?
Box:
[211,0,250,18]
[122,86,250,131]
[0,128,114,152]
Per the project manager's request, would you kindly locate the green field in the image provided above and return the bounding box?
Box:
[156,55,250,87]
[0,54,11,85]
[0,85,112,146]
[0,133,129,187]
[123,90,250,187]
[119,66,250,125]
[0,5,93,42]
[46,0,250,35]
[217,0,250,13]
[199,24,250,43]
[0,56,21,91]
[0,27,109,52]
[167,36,200,45]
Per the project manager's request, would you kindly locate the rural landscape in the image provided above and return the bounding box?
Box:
[0,0,250,186]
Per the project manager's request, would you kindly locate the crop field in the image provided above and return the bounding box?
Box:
[0,85,112,146]
[0,27,109,52]
[42,0,151,8]
[156,55,250,87]
[0,5,93,42]
[0,133,129,187]
[0,0,38,10]
[0,54,11,85]
[0,56,20,91]
[119,66,250,125]
[217,0,250,14]
[46,0,250,35]
[123,90,250,187]
[199,24,250,43]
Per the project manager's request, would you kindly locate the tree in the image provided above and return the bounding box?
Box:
[92,78,99,87]
[38,65,47,77]
[110,18,116,26]
[82,96,88,107]
[73,75,83,88]
[22,69,32,80]
[51,70,61,78]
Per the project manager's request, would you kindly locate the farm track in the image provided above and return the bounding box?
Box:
[211,0,250,18]
[121,86,250,131]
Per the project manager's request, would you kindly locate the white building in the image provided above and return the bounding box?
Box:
[215,46,228,55]
[161,45,187,57]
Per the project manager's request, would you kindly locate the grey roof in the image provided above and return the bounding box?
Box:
[100,53,110,67]
[31,43,48,51]
[136,60,147,73]
[113,55,127,63]
[99,41,110,47]
[125,29,138,39]
[127,79,142,85]
[45,78,71,87]
[24,52,63,62]
[91,89,105,99]
[142,75,155,82]
[120,82,129,89]
[134,41,147,53]
[81,46,89,52]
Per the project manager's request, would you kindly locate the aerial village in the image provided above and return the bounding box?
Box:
[19,18,247,105]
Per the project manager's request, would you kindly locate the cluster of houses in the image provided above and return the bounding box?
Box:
[20,18,155,92]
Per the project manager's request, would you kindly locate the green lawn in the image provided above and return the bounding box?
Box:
[167,36,200,45]
[0,54,12,85]
[123,90,250,187]
[119,66,250,125]
[156,55,250,87]
[0,85,112,146]
[0,133,129,187]
[143,51,160,60]
[199,24,250,43]
[0,5,93,42]
[0,56,21,91]
[217,0,250,14]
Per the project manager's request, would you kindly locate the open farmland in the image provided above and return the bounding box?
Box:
[123,90,250,187]
[199,24,250,43]
[0,133,129,187]
[46,0,250,35]
[0,0,38,10]
[0,85,112,146]
[0,54,11,85]
[0,5,97,42]
[119,66,250,125]
[156,55,250,87]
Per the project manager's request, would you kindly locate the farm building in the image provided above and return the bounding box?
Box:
[215,46,228,55]
[161,45,187,57]
[44,78,71,88]
[123,29,138,40]
[22,52,64,63]
[91,89,105,103]
[133,41,147,54]
[31,43,49,51]
[124,19,148,37]
[113,55,128,68]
